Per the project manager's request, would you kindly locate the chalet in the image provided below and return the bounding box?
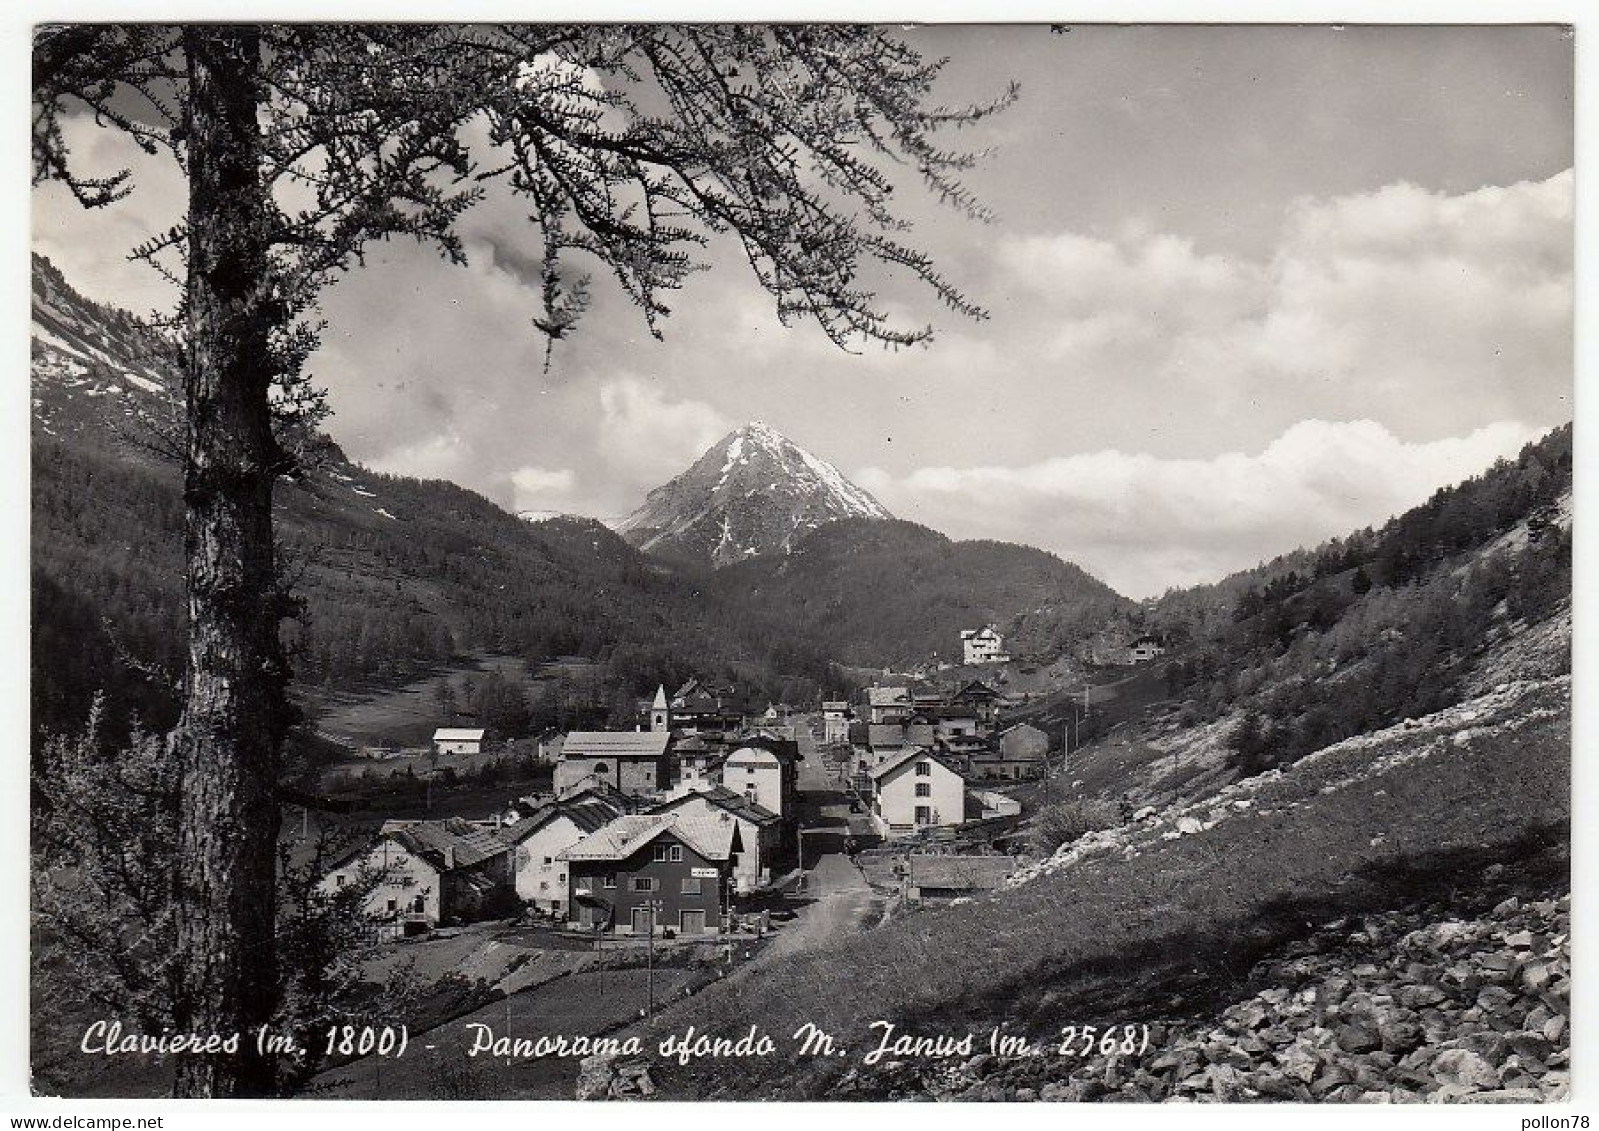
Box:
[959,626,1011,666]
[949,680,1004,724]
[865,686,912,725]
[319,818,516,936]
[669,678,750,735]
[822,700,852,744]
[554,731,674,797]
[503,794,627,913]
[1129,635,1166,664]
[868,748,969,838]
[650,786,782,893]
[432,727,486,756]
[560,812,742,936]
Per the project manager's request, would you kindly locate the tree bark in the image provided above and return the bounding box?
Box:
[171,25,287,1099]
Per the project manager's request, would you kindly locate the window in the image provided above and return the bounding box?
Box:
[539,881,548,891]
[915,783,931,797]
[681,877,702,895]
[669,845,683,862]
[747,766,756,775]
[558,873,566,884]
[603,873,617,889]
[593,762,609,775]
[542,855,553,866]
[914,806,932,825]
[653,844,669,862]
[633,877,656,892]
[386,898,397,913]
[412,895,425,913]
[335,874,346,888]
[916,762,931,776]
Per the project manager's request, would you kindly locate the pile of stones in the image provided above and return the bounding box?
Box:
[842,886,1569,1104]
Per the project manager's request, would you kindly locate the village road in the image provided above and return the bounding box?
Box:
[751,718,879,962]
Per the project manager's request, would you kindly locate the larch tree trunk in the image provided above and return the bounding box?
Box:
[171,25,288,1099]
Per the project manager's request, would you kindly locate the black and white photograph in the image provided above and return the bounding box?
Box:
[15,10,1582,1118]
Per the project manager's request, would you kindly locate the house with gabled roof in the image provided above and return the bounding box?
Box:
[650,785,782,893]
[865,686,912,725]
[502,794,627,913]
[318,817,517,935]
[868,748,969,838]
[559,811,742,936]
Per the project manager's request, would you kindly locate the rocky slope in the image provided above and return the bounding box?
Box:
[616,420,892,567]
[848,881,1569,1103]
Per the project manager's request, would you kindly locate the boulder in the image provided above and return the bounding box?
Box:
[1429,1049,1500,1091]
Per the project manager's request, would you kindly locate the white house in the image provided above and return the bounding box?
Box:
[432,727,486,756]
[822,700,852,744]
[502,795,625,913]
[722,743,791,818]
[1129,635,1166,664]
[868,748,968,838]
[959,626,1010,666]
[318,818,515,935]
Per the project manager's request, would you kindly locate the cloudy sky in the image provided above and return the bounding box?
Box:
[32,25,1573,597]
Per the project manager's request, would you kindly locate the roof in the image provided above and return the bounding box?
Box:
[669,810,742,860]
[504,795,625,842]
[433,728,486,742]
[867,686,909,707]
[953,681,1002,700]
[1001,722,1048,739]
[559,814,676,862]
[652,685,668,710]
[561,731,672,759]
[868,723,907,748]
[870,746,969,782]
[651,785,780,827]
[559,811,741,863]
[382,818,514,872]
[822,700,849,711]
[907,854,1016,891]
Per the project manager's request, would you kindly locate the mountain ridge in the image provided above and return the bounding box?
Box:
[616,419,892,567]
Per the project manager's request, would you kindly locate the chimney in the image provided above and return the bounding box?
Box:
[444,845,456,870]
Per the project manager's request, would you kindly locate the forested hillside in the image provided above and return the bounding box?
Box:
[33,253,1139,751]
[712,517,1133,667]
[30,258,847,749]
[1154,424,1572,773]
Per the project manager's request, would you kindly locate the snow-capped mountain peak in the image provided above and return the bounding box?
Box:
[616,420,892,567]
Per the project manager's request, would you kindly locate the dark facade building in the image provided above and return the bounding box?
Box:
[559,812,741,936]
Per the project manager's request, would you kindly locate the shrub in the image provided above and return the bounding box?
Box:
[1030,801,1111,855]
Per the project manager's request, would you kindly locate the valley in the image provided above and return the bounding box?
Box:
[26,249,1574,1105]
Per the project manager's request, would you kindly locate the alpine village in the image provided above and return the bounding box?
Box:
[31,252,1572,1102]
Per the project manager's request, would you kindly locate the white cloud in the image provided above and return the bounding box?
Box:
[991,170,1572,437]
[595,376,732,486]
[32,114,187,318]
[510,465,578,512]
[364,432,470,481]
[863,418,1543,598]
